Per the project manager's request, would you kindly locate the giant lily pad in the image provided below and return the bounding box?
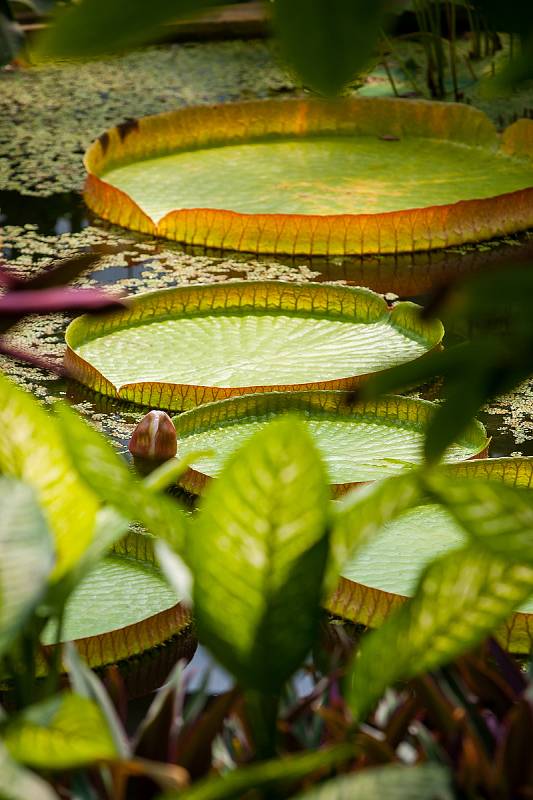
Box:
[65,281,444,411]
[328,457,533,652]
[41,531,193,673]
[84,98,533,255]
[173,391,488,496]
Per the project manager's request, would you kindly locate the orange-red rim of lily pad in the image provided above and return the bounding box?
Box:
[84,97,533,256]
[327,457,533,654]
[64,281,444,411]
[41,531,193,675]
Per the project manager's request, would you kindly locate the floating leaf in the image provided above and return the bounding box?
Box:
[0,479,54,657]
[189,417,330,693]
[347,545,533,721]
[41,530,189,671]
[3,693,117,769]
[173,391,487,496]
[65,281,443,411]
[425,474,533,564]
[0,375,99,577]
[81,98,533,255]
[329,458,533,652]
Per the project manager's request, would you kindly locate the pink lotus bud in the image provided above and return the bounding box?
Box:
[128,410,177,461]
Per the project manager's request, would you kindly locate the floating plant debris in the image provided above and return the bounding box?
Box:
[84,98,533,255]
[328,457,533,653]
[172,391,488,495]
[64,281,444,411]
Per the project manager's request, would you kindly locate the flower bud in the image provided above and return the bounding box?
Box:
[128,410,177,461]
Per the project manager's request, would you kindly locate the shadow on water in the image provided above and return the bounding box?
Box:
[0,189,90,238]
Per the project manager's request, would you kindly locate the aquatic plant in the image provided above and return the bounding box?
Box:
[82,98,533,255]
[64,281,444,407]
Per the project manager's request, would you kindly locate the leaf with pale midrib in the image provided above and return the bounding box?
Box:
[0,478,55,657]
[3,693,117,769]
[0,375,98,577]
[425,474,533,563]
[347,545,533,721]
[0,742,58,800]
[293,763,453,800]
[189,416,330,693]
[55,403,187,554]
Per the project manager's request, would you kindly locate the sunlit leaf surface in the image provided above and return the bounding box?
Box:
[173,391,487,495]
[0,375,98,576]
[65,282,443,410]
[0,479,54,658]
[4,693,117,769]
[82,98,533,254]
[189,417,330,692]
[331,458,533,667]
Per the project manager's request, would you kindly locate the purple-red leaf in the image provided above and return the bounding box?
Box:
[0,286,124,315]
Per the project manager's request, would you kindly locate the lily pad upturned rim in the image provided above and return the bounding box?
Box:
[172,390,489,497]
[42,531,193,673]
[64,280,444,411]
[83,97,533,256]
[327,457,533,653]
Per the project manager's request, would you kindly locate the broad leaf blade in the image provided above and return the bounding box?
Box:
[190,416,330,692]
[347,546,533,721]
[0,478,54,657]
[56,403,187,553]
[294,763,453,800]
[34,0,216,60]
[0,375,98,577]
[165,744,354,800]
[3,693,117,769]
[64,642,130,759]
[426,475,533,563]
[330,471,423,587]
[274,0,386,95]
[0,742,58,800]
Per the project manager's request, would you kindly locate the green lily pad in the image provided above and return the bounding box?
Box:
[65,281,444,411]
[173,391,488,496]
[83,98,533,255]
[104,136,532,222]
[41,532,191,671]
[329,457,533,652]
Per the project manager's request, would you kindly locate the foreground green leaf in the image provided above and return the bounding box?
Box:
[294,763,453,800]
[56,403,187,553]
[34,0,217,60]
[0,742,58,800]
[274,0,386,95]
[0,479,54,657]
[163,743,355,800]
[329,471,423,589]
[0,375,98,576]
[64,643,130,759]
[426,475,533,563]
[189,416,330,692]
[347,546,533,721]
[3,693,117,769]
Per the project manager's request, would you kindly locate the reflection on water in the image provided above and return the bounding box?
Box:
[0,189,90,237]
